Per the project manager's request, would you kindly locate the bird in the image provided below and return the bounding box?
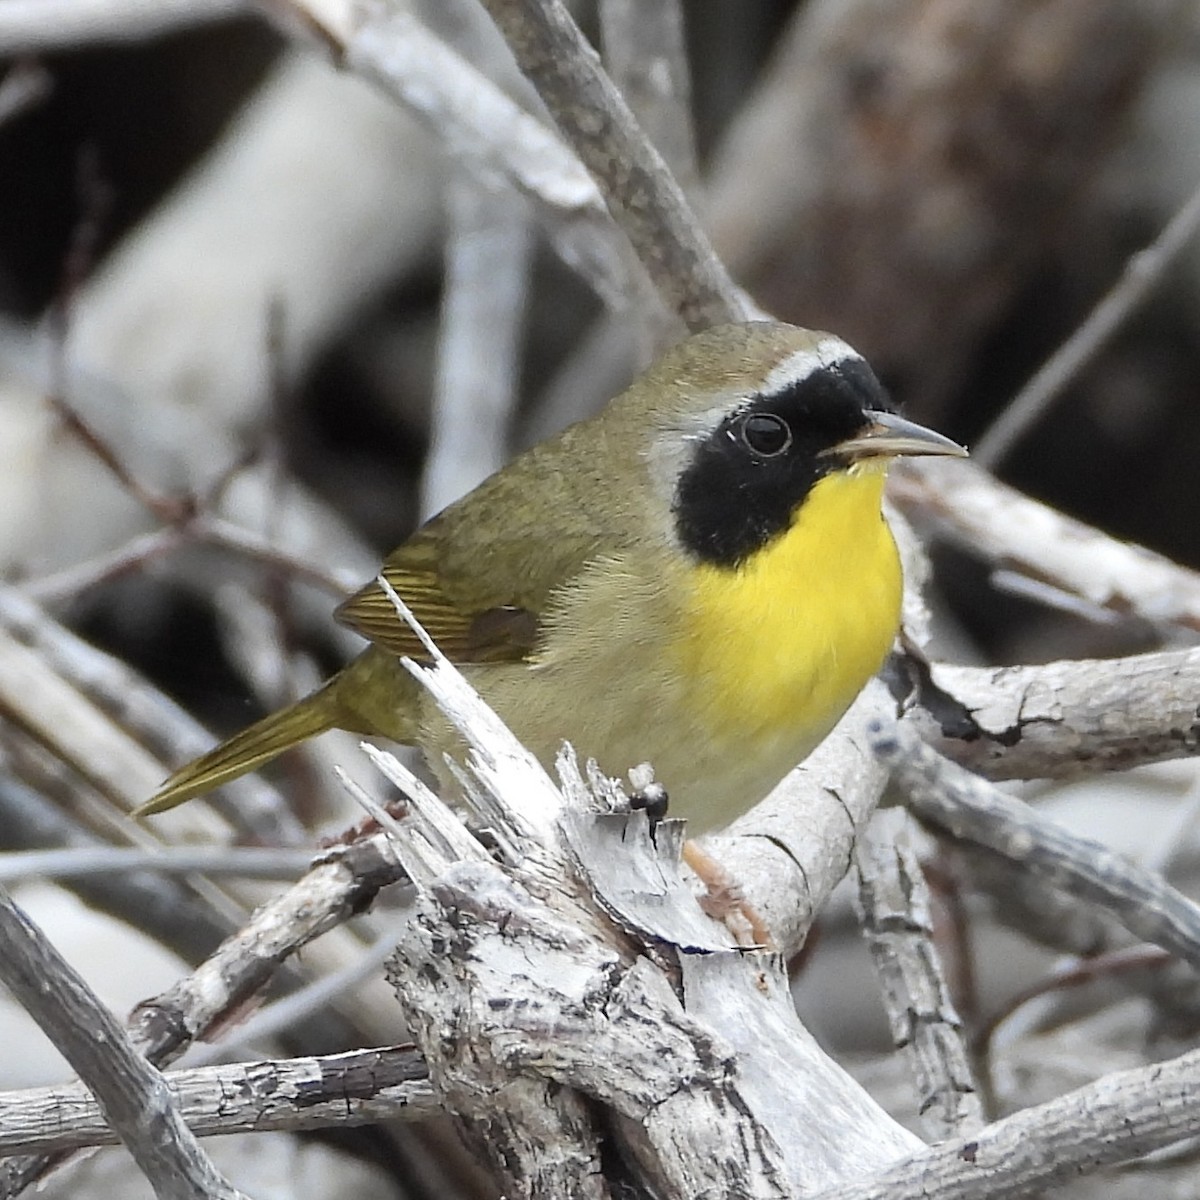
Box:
[140,321,965,832]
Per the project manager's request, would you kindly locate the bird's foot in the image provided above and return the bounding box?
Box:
[682,840,773,949]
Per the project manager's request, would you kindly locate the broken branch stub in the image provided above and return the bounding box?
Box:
[351,586,919,1195]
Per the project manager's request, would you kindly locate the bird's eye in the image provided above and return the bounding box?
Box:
[739,412,792,457]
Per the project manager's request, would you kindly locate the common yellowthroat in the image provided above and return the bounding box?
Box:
[142,322,964,829]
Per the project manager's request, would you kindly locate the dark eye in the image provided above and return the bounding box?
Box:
[739,412,792,457]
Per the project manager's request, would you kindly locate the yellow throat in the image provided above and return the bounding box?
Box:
[677,461,901,757]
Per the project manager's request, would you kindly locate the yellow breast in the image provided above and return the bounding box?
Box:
[674,463,902,758]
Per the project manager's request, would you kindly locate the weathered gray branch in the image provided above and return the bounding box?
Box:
[0,885,249,1200]
[303,5,641,308]
[904,645,1200,781]
[351,582,922,1196]
[853,809,983,1140]
[476,0,753,328]
[877,722,1200,974]
[0,1046,431,1157]
[813,1044,1200,1200]
[894,458,1200,635]
[0,831,403,1198]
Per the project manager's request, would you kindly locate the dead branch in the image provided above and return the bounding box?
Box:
[0,885,250,1200]
[975,175,1200,467]
[345,586,924,1197]
[0,831,403,1196]
[476,0,754,327]
[893,458,1200,634]
[812,1044,1200,1200]
[877,722,1200,973]
[854,809,984,1140]
[903,645,1200,781]
[312,5,641,309]
[0,1046,431,1157]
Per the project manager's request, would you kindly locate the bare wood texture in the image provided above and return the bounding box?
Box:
[894,458,1200,633]
[361,619,924,1196]
[908,646,1200,781]
[476,0,752,328]
[128,834,403,1062]
[812,1045,1200,1200]
[853,809,983,1140]
[707,0,1182,412]
[0,832,403,1197]
[708,679,894,954]
[0,886,249,1200]
[878,723,1200,973]
[0,1047,431,1157]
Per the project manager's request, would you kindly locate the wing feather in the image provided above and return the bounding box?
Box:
[334,422,636,663]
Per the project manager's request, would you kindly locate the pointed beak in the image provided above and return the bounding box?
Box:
[825,411,968,461]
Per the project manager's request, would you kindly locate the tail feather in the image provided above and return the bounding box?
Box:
[137,689,338,815]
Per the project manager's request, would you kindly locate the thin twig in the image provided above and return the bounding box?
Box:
[47,392,188,524]
[313,5,639,308]
[0,1045,431,1156]
[0,885,251,1200]
[22,357,355,609]
[0,766,236,969]
[20,526,190,602]
[0,831,403,1197]
[812,1043,1200,1200]
[127,833,405,1057]
[0,845,315,884]
[188,930,401,1065]
[892,458,1200,635]
[22,508,357,604]
[874,722,1200,974]
[853,809,983,1140]
[476,0,753,329]
[973,943,1172,1059]
[975,177,1200,468]
[0,583,304,846]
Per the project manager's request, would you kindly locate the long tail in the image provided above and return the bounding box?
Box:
[137,685,339,815]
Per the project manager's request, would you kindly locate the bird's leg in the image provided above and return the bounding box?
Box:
[681,840,773,949]
[627,765,771,947]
